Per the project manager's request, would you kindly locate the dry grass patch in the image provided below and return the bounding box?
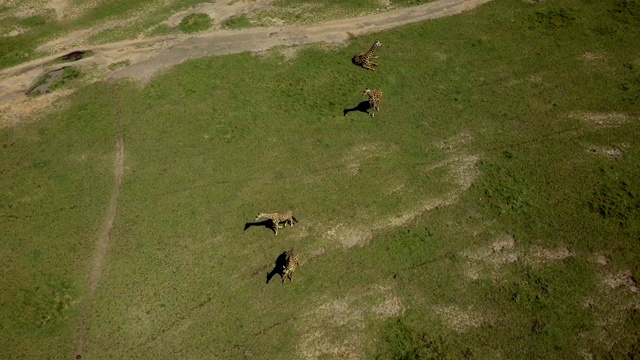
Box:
[296,283,405,359]
[324,153,479,249]
[603,270,639,295]
[164,0,276,29]
[567,112,636,129]
[461,235,520,271]
[0,88,73,128]
[585,144,626,160]
[432,304,488,333]
[342,142,399,175]
[439,132,473,151]
[525,246,574,266]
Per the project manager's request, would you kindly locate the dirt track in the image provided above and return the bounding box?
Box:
[109,0,492,82]
[0,0,491,127]
[74,135,125,359]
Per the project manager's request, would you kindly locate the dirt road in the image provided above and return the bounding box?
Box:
[109,0,492,82]
[0,0,491,127]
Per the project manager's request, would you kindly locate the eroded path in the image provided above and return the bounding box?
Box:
[0,0,491,127]
[74,135,125,359]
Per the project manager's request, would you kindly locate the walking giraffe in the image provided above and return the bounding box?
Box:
[281,248,300,284]
[255,211,298,236]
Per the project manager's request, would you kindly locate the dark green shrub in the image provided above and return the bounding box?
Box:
[178,13,212,33]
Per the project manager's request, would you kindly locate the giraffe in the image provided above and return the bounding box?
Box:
[281,248,300,284]
[363,88,382,117]
[352,40,382,71]
[255,211,298,236]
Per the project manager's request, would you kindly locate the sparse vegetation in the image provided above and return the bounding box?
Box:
[108,59,132,71]
[178,13,212,33]
[28,66,81,96]
[589,168,640,226]
[223,14,252,29]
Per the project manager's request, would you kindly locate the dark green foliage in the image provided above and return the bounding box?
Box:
[49,66,81,91]
[589,168,640,226]
[620,62,640,103]
[178,13,212,33]
[223,14,251,29]
[19,281,76,326]
[529,8,576,30]
[391,0,434,5]
[148,24,173,37]
[610,0,640,25]
[379,320,449,360]
[475,157,531,215]
[18,15,48,28]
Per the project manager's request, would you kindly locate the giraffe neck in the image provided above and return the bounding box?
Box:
[365,42,378,57]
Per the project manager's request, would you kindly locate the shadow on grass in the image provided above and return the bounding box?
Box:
[343,100,371,117]
[266,251,289,284]
[244,219,276,235]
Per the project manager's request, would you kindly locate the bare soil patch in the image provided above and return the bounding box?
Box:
[343,142,399,175]
[585,144,626,160]
[461,236,579,280]
[568,112,637,129]
[0,0,492,127]
[603,270,639,294]
[49,0,69,20]
[439,132,473,151]
[461,235,520,269]
[164,0,276,29]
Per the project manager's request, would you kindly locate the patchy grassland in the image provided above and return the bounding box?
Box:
[1,0,640,358]
[0,0,419,69]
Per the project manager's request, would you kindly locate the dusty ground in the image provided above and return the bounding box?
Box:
[0,0,492,128]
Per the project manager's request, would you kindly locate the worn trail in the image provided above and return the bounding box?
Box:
[73,135,125,359]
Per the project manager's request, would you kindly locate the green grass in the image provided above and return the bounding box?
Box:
[2,0,640,358]
[50,66,81,90]
[178,13,212,33]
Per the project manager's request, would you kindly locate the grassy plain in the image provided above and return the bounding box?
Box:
[1,0,640,358]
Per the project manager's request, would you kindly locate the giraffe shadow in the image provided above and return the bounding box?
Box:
[244,220,276,234]
[266,251,289,284]
[343,101,372,117]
